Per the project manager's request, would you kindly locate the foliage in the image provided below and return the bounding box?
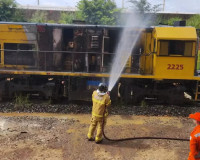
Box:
[140,100,147,107]
[152,16,183,26]
[12,9,25,22]
[14,94,31,107]
[77,0,121,25]
[167,17,182,26]
[30,11,48,23]
[129,0,161,14]
[153,14,200,28]
[0,0,24,22]
[187,15,200,29]
[59,12,78,24]
[152,15,166,25]
[47,20,56,23]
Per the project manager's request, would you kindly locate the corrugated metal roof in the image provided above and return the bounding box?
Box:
[0,22,153,30]
[17,5,77,11]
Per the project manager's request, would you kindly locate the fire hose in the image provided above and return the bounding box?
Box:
[102,108,190,142]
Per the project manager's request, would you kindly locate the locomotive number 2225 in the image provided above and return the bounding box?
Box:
[167,64,184,70]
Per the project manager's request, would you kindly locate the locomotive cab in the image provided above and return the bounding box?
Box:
[143,26,197,79]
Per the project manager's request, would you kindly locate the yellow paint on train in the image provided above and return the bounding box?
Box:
[0,24,28,43]
[154,56,195,79]
[0,24,29,66]
[154,27,197,40]
[0,70,200,81]
[140,26,198,80]
[140,32,153,74]
[0,23,199,82]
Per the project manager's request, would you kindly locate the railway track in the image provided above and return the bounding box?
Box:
[0,99,198,117]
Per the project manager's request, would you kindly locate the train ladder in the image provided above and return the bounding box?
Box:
[195,80,200,101]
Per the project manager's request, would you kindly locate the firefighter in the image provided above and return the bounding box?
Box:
[87,83,111,144]
[188,112,200,160]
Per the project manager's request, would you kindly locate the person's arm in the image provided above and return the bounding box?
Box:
[105,95,111,107]
[92,91,94,100]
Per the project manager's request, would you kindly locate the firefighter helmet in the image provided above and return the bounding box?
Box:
[98,83,108,93]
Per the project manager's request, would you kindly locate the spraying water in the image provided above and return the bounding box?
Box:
[108,12,149,91]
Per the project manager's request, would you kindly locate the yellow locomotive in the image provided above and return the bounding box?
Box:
[0,22,199,103]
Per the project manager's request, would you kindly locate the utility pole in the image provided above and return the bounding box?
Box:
[37,0,40,5]
[122,0,124,8]
[163,0,165,11]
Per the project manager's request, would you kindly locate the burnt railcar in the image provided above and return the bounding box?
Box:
[0,23,124,100]
[0,22,200,104]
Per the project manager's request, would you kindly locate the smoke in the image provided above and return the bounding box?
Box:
[108,12,150,91]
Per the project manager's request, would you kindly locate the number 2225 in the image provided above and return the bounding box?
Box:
[167,64,184,70]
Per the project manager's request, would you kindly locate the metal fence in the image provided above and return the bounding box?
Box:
[0,49,142,74]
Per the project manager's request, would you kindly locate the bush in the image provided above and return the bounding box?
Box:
[14,94,31,108]
[187,15,200,28]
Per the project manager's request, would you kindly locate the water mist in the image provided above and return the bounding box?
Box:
[108,12,149,91]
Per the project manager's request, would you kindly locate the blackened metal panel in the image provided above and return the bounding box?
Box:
[37,24,53,70]
[73,28,87,52]
[87,28,103,52]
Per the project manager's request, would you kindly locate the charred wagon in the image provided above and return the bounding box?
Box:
[0,22,199,104]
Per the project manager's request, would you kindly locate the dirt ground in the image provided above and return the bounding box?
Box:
[0,112,193,160]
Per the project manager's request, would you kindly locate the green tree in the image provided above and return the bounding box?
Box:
[153,16,183,26]
[77,0,121,25]
[12,9,25,22]
[59,12,77,24]
[187,15,200,29]
[153,15,166,25]
[167,17,182,26]
[0,0,24,22]
[47,20,56,23]
[129,0,161,14]
[30,11,48,23]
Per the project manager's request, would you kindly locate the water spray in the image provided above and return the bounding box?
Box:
[108,12,148,91]
[104,12,189,143]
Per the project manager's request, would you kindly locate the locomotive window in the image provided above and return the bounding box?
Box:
[159,41,168,56]
[184,42,193,56]
[159,40,193,56]
[169,41,184,56]
[4,43,36,65]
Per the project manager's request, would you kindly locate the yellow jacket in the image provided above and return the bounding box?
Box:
[92,90,111,118]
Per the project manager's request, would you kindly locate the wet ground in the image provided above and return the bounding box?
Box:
[0,112,194,160]
[0,102,199,159]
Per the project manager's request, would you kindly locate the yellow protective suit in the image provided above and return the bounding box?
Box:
[87,90,111,142]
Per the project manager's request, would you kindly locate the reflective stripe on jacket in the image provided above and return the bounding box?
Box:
[188,125,200,160]
[92,90,111,118]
